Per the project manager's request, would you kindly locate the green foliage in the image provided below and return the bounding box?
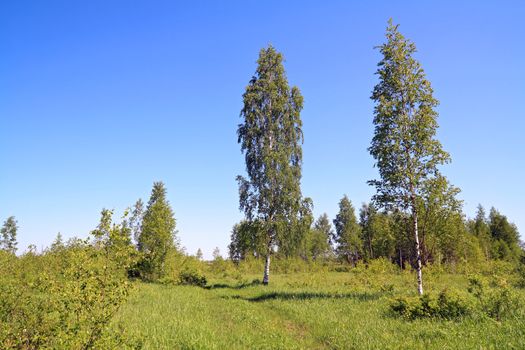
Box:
[390,290,472,320]
[305,213,333,261]
[0,216,18,254]
[278,197,314,258]
[332,195,362,264]
[138,182,178,281]
[359,203,396,261]
[488,207,521,262]
[0,238,139,349]
[129,198,144,247]
[369,20,457,294]
[179,270,207,287]
[195,248,203,261]
[369,19,451,211]
[229,220,265,262]
[517,259,525,288]
[236,45,306,282]
[468,275,523,321]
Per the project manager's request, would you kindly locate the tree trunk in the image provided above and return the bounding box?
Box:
[262,253,270,285]
[413,208,424,295]
[399,248,403,269]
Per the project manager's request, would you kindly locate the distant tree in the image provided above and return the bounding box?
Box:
[228,220,264,262]
[466,204,491,259]
[91,208,137,270]
[237,45,305,285]
[368,20,451,294]
[308,213,333,260]
[280,197,314,258]
[359,203,377,260]
[196,248,203,261]
[138,182,178,280]
[473,205,490,236]
[50,232,65,252]
[1,216,18,254]
[332,196,362,265]
[129,198,144,248]
[488,207,521,261]
[212,247,222,261]
[415,175,463,264]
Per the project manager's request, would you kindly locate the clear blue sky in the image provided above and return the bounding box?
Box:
[1,1,524,258]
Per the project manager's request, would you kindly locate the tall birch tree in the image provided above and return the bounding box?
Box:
[369,20,451,295]
[237,45,304,285]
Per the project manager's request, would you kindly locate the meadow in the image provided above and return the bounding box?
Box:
[112,262,525,350]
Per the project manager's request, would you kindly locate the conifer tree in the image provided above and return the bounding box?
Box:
[237,45,305,285]
[369,20,451,294]
[138,182,177,280]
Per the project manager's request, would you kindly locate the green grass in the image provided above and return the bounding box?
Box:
[113,271,525,349]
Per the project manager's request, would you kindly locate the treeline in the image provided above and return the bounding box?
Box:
[228,199,522,267]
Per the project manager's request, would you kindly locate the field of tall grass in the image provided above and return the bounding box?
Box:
[112,262,525,349]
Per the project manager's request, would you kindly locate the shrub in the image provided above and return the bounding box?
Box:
[467,275,523,321]
[179,270,207,287]
[390,290,472,320]
[0,241,139,349]
[367,258,400,274]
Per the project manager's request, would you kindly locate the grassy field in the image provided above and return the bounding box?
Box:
[112,269,525,349]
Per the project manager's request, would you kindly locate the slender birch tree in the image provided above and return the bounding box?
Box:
[237,45,304,285]
[369,20,451,295]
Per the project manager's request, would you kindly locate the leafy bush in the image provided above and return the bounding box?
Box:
[390,290,472,320]
[468,276,523,321]
[179,270,207,287]
[516,259,525,288]
[0,243,139,349]
[0,210,141,349]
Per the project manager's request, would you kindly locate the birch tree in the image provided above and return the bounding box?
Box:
[369,20,451,295]
[237,45,304,285]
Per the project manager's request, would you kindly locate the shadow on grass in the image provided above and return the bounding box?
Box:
[226,291,383,302]
[204,279,261,290]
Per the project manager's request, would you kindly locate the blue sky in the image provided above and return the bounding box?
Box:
[1,1,524,258]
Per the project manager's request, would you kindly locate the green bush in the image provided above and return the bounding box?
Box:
[467,275,523,321]
[0,211,140,349]
[179,270,207,287]
[0,235,140,349]
[390,290,472,320]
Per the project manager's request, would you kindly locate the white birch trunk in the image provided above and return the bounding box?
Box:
[413,210,424,295]
[262,254,270,285]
